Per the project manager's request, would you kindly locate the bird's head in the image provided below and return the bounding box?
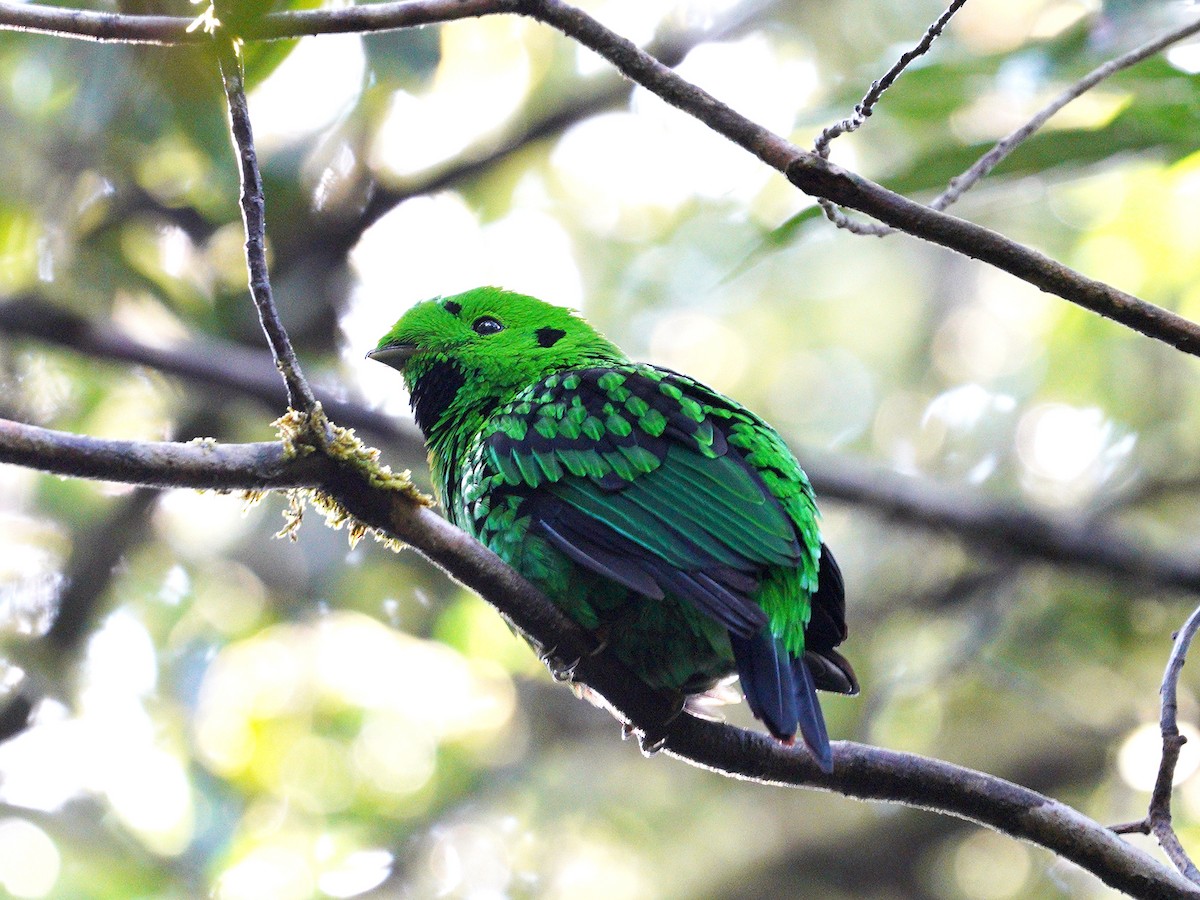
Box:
[368,287,626,436]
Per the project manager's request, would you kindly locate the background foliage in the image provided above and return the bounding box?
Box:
[2,0,1200,896]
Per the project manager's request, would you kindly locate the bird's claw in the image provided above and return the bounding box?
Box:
[626,696,686,756]
[539,648,582,682]
[638,731,669,756]
[586,629,610,658]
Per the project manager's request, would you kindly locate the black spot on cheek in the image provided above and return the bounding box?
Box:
[444,301,462,316]
[535,327,567,348]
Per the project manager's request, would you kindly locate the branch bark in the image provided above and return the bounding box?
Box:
[1114,603,1200,883]
[515,0,1200,358]
[215,34,317,415]
[0,417,325,489]
[0,416,1196,898]
[7,304,1200,599]
[3,0,1200,356]
[813,0,969,236]
[0,0,508,44]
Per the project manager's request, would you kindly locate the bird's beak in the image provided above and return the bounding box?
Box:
[366,343,418,369]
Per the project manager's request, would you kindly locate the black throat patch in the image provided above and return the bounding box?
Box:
[408,359,467,437]
[535,327,566,348]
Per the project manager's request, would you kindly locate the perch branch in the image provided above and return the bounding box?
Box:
[0,417,1196,897]
[8,305,1200,599]
[0,417,326,489]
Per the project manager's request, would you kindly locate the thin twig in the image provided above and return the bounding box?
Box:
[0,297,423,454]
[814,0,969,156]
[813,0,970,235]
[932,12,1200,211]
[1149,604,1200,881]
[214,35,317,415]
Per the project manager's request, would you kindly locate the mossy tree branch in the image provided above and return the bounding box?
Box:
[0,416,1195,897]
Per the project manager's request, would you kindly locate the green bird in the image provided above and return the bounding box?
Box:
[368,287,857,770]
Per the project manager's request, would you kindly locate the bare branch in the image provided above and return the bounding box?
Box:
[215,35,318,415]
[1111,604,1200,881]
[807,453,1200,595]
[0,417,325,489]
[819,10,1200,229]
[667,722,1200,899]
[0,417,1195,896]
[514,0,1200,360]
[0,0,509,45]
[0,2,194,44]
[814,0,970,158]
[1149,603,1200,881]
[932,13,1200,212]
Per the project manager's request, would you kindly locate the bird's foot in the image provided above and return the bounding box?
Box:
[548,656,581,682]
[639,732,668,756]
[628,697,686,757]
[541,631,609,681]
[538,646,582,683]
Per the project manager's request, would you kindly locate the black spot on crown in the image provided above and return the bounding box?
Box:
[535,327,567,348]
[409,359,466,436]
[443,300,462,316]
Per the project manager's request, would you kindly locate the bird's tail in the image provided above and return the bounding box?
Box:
[729,629,833,773]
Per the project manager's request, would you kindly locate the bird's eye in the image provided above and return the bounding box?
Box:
[472,316,504,335]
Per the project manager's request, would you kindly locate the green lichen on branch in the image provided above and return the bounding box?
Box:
[271,406,432,550]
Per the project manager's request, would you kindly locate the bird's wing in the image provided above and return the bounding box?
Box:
[472,365,817,639]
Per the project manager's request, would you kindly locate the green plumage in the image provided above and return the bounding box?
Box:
[369,287,856,770]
